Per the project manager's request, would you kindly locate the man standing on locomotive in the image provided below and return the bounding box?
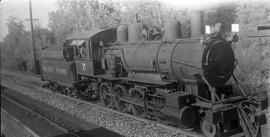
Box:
[202,22,239,100]
[204,22,239,46]
[213,22,225,38]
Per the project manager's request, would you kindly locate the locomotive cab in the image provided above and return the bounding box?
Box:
[65,29,116,78]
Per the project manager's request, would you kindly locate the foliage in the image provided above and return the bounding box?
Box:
[48,0,120,43]
[119,1,163,26]
[35,25,56,49]
[234,0,270,90]
[1,17,32,71]
[1,17,55,71]
[204,3,237,32]
[48,0,192,40]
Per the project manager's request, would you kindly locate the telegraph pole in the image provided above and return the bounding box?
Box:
[29,0,39,74]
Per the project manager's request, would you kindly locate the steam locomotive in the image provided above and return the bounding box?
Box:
[40,11,268,137]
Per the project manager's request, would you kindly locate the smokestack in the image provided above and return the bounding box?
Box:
[190,10,204,37]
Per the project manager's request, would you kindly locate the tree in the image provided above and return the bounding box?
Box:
[48,0,193,41]
[118,1,162,26]
[1,17,32,71]
[234,0,270,91]
[204,3,237,32]
[34,25,56,49]
[48,0,120,43]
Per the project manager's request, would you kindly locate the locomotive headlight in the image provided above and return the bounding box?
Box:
[200,25,211,44]
[231,24,239,33]
[205,25,211,34]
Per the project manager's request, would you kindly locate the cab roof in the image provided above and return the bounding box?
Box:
[66,28,112,40]
[41,46,64,59]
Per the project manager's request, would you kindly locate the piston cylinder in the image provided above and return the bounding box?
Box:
[161,106,196,128]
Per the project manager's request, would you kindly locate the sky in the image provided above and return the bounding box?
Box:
[0,0,263,42]
[0,0,57,41]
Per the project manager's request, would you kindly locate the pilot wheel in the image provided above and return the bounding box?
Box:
[200,117,220,137]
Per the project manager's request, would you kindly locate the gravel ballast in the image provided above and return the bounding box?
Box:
[1,70,202,137]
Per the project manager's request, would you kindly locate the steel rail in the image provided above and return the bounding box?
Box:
[1,76,204,137]
[1,93,82,137]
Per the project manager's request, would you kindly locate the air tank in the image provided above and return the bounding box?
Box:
[128,22,142,42]
[117,24,128,42]
[190,10,204,37]
[164,19,182,39]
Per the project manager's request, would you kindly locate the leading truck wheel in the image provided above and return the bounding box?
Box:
[200,118,220,137]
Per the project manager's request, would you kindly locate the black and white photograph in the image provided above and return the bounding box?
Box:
[0,0,269,137]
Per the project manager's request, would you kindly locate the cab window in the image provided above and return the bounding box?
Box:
[70,40,90,59]
[79,42,87,58]
[63,40,75,61]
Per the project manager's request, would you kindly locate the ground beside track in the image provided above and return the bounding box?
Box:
[1,86,123,137]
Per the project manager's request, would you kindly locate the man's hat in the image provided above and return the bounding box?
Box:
[215,22,225,33]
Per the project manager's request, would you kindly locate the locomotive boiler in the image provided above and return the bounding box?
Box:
[40,10,268,137]
[105,36,203,83]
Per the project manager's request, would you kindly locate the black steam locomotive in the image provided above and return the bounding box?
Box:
[40,11,268,137]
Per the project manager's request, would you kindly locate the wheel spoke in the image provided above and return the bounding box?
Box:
[113,85,128,112]
[129,87,145,118]
[100,83,113,108]
[130,104,145,118]
[200,117,220,137]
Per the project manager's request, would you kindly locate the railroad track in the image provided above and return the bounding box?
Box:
[1,93,82,137]
[1,72,203,137]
